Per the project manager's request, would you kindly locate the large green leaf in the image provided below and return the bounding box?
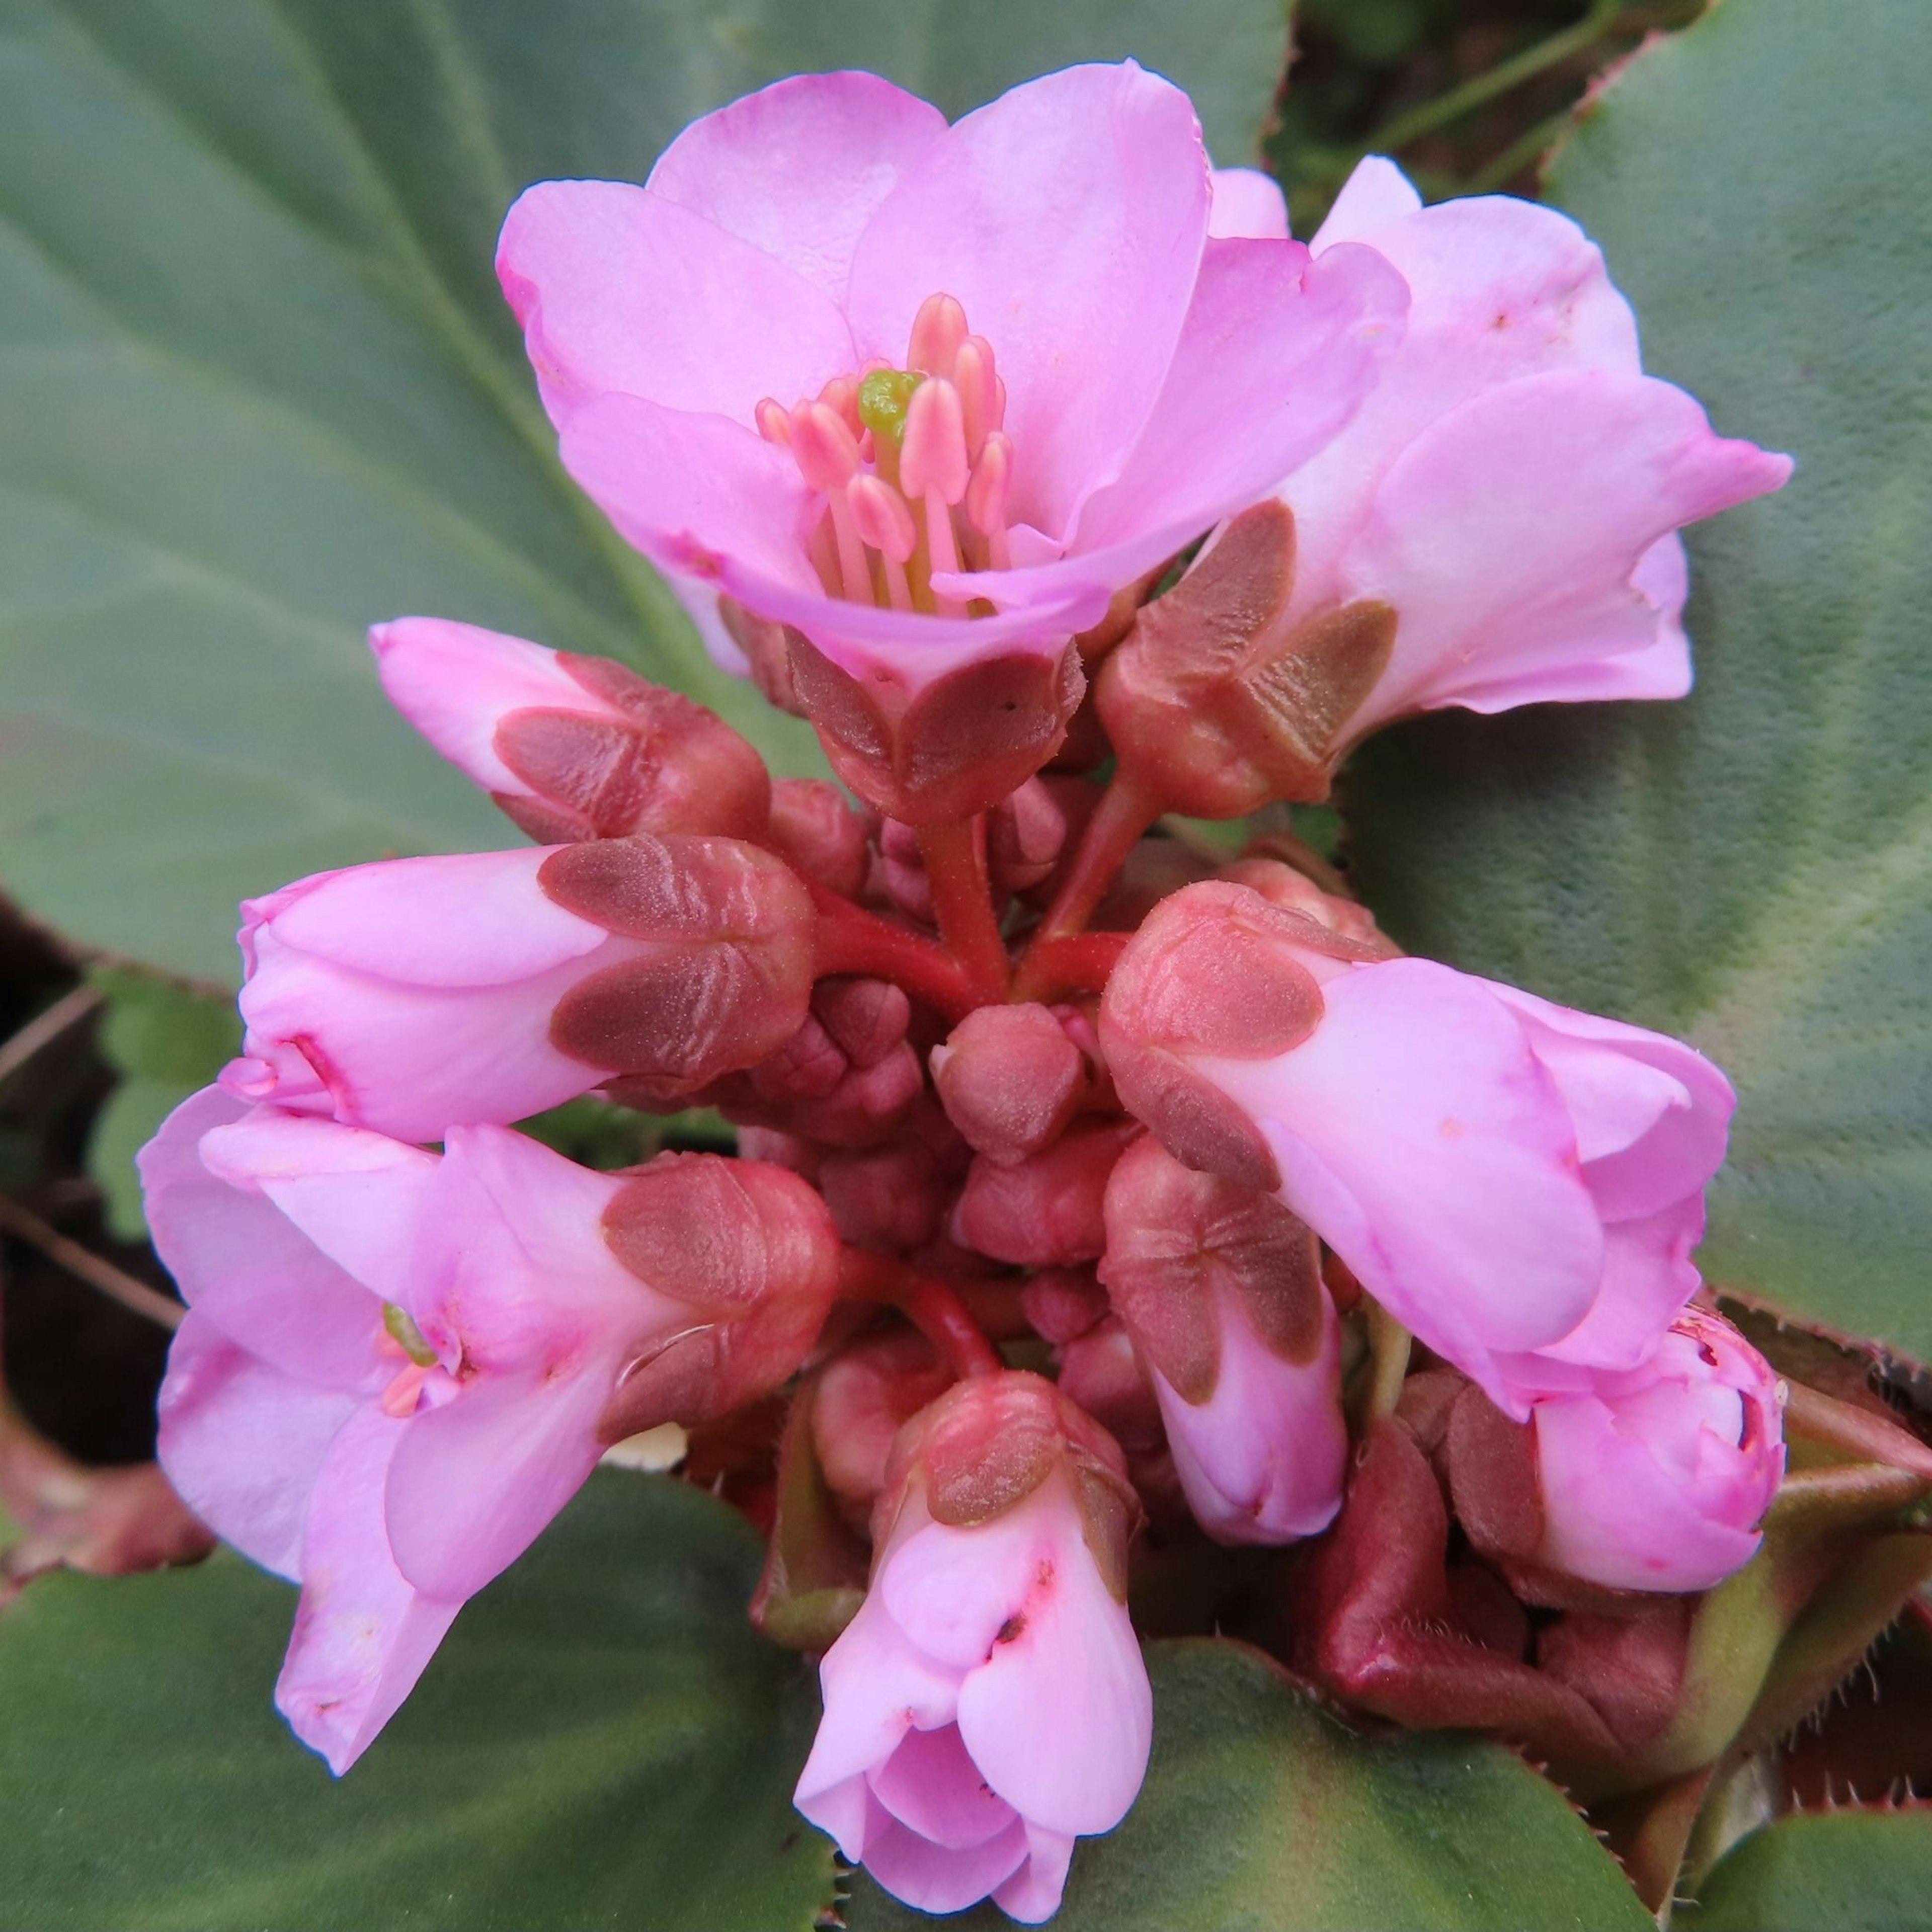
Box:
[1341,0,1932,1359]
[0,0,1289,987]
[0,1469,834,1930]
[1684,1811,1932,1931]
[845,1639,1649,1931]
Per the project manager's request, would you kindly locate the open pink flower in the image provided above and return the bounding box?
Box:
[1100,882,1735,1418]
[1256,155,1791,734]
[1534,1307,1785,1591]
[144,1088,838,1772]
[795,1373,1148,1922]
[224,835,813,1143]
[497,64,1405,816]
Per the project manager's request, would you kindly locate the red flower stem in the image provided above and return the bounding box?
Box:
[807,882,976,1021]
[837,1248,1004,1380]
[1021,768,1162,955]
[1010,931,1131,1004]
[915,817,1009,1008]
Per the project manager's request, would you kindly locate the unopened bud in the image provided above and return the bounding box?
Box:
[372,618,771,842]
[812,1330,953,1525]
[952,1118,1141,1267]
[931,1003,1087,1167]
[765,779,871,900]
[987,778,1070,893]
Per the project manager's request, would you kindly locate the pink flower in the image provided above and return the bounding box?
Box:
[224,835,814,1142]
[1267,155,1792,734]
[370,617,771,843]
[144,1087,838,1772]
[1533,1307,1785,1592]
[497,65,1406,817]
[1100,882,1735,1419]
[794,1373,1148,1923]
[1100,1135,1345,1544]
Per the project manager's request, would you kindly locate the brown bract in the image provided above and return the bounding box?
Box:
[1096,500,1395,817]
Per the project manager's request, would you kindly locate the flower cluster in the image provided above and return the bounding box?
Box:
[142,63,1795,1923]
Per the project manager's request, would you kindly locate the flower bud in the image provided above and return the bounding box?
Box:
[1532,1308,1785,1593]
[952,1119,1141,1268]
[1101,880,1735,1418]
[986,779,1070,894]
[371,617,770,842]
[765,778,872,900]
[1101,1136,1344,1544]
[226,836,813,1143]
[931,1004,1087,1167]
[811,1330,953,1526]
[795,1373,1148,1922]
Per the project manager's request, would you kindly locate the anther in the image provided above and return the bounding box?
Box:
[901,377,971,604]
[954,336,1002,459]
[755,397,793,445]
[966,431,1015,570]
[908,294,969,379]
[850,474,918,612]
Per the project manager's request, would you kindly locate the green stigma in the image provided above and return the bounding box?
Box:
[857,367,923,450]
[383,1301,438,1367]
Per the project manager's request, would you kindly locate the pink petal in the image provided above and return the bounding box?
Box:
[868,1720,1018,1849]
[370,617,602,796]
[197,1107,441,1312]
[1527,1196,1705,1378]
[255,848,602,987]
[497,180,855,424]
[275,1405,461,1774]
[862,1811,1030,1915]
[138,1088,391,1389]
[1208,166,1290,240]
[1338,371,1792,730]
[992,1824,1079,1924]
[381,1357,615,1602]
[1309,155,1422,246]
[796,1588,964,1814]
[845,62,1211,546]
[953,1481,1152,1836]
[156,1315,356,1580]
[1202,960,1605,1403]
[879,1506,1060,1670]
[645,72,947,302]
[1064,236,1408,567]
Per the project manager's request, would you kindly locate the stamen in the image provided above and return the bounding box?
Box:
[901,378,971,609]
[967,431,1015,571]
[954,336,1002,460]
[755,397,793,445]
[793,402,873,603]
[908,293,968,379]
[850,474,918,612]
[380,1361,431,1418]
[818,374,863,437]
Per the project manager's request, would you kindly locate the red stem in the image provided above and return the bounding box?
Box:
[808,882,976,1021]
[1011,931,1131,1004]
[838,1248,1004,1380]
[916,817,1010,1008]
[1022,768,1162,956]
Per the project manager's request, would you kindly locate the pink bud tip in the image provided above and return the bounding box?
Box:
[899,377,970,505]
[791,400,862,494]
[965,431,1014,537]
[907,292,968,379]
[848,473,918,562]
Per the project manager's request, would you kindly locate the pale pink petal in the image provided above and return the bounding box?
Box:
[1208,166,1289,240]
[1062,237,1408,564]
[1336,371,1793,731]
[645,72,947,301]
[497,180,854,423]
[1535,1388,1762,1592]
[954,1493,1151,1836]
[992,1824,1079,1924]
[796,1590,964,1811]
[879,1506,1060,1669]
[138,1088,389,1389]
[1201,960,1605,1400]
[863,1812,1030,1914]
[1530,1196,1704,1376]
[197,1108,441,1312]
[253,849,602,987]
[666,571,750,678]
[1309,154,1422,247]
[868,1720,1018,1849]
[846,62,1211,545]
[370,618,602,797]
[156,1316,355,1580]
[381,1360,614,1602]
[275,1406,461,1774]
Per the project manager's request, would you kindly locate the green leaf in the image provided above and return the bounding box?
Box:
[0,1469,836,1930]
[0,0,1288,987]
[1341,0,1932,1360]
[845,1639,1650,1930]
[84,964,242,1238]
[1683,1810,1932,1931]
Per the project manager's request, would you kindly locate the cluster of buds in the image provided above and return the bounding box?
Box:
[137,60,1932,1931]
